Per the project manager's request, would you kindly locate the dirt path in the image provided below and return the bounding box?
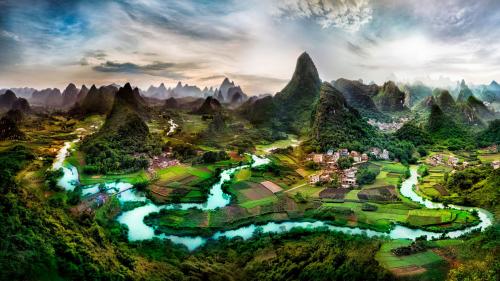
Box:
[284,183,307,193]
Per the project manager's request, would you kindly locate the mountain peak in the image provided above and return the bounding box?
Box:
[3,90,16,99]
[65,83,77,89]
[123,83,133,91]
[280,51,320,97]
[194,96,222,115]
[294,52,318,78]
[489,80,500,90]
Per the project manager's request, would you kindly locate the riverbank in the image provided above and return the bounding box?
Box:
[52,135,494,251]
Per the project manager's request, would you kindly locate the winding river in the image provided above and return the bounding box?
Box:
[53,131,494,251]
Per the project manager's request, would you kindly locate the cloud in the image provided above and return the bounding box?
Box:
[118,0,248,42]
[92,60,201,80]
[347,41,368,57]
[199,75,227,82]
[274,0,373,32]
[0,30,21,42]
[84,50,107,60]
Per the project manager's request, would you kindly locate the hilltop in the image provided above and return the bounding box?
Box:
[310,82,376,151]
[80,83,156,173]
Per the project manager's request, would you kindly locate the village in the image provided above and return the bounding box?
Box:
[427,146,500,171]
[367,117,410,132]
[306,147,390,188]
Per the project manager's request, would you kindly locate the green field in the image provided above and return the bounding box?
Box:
[255,135,299,155]
[79,169,149,185]
[477,153,500,163]
[156,165,211,181]
[376,240,443,269]
[379,161,408,174]
[286,183,323,198]
[235,168,251,181]
[240,196,278,209]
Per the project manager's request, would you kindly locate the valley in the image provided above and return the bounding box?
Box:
[1,29,499,281]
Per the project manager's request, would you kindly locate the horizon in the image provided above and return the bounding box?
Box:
[1,0,500,94]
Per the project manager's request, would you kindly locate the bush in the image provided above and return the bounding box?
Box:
[337,157,353,170]
[361,203,378,211]
[133,181,149,191]
[356,164,380,185]
[200,151,229,164]
[45,168,64,191]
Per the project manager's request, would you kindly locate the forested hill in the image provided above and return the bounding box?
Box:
[80,83,159,174]
[310,82,376,151]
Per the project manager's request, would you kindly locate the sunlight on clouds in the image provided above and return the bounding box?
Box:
[274,0,372,32]
[1,0,500,90]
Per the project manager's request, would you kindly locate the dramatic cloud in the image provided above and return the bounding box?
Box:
[1,0,500,91]
[93,61,201,80]
[274,0,373,32]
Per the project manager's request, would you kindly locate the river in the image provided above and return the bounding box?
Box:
[53,130,494,251]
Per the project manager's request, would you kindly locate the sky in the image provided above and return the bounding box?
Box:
[1,0,500,94]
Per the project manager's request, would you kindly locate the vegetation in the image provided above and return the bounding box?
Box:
[310,82,376,151]
[357,163,380,185]
[1,51,498,281]
[395,122,431,146]
[81,84,160,173]
[476,119,500,147]
[443,165,500,212]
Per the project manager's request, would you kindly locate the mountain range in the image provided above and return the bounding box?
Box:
[0,90,31,113]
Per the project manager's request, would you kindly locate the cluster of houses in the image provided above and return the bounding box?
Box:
[368,117,409,132]
[306,149,376,188]
[308,166,359,188]
[369,147,390,160]
[427,154,468,168]
[147,152,180,174]
[484,144,498,153]
[306,149,369,167]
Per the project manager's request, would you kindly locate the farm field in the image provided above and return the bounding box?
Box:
[255,135,299,155]
[477,152,500,163]
[321,201,478,232]
[148,164,217,203]
[376,240,446,279]
[416,165,451,199]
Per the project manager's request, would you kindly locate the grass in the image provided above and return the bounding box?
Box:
[79,169,149,185]
[376,240,443,269]
[255,135,298,155]
[345,190,360,200]
[286,184,323,198]
[407,209,450,226]
[477,153,500,163]
[380,161,408,174]
[156,165,211,181]
[235,168,251,181]
[364,171,400,188]
[323,202,413,231]
[240,196,278,209]
[273,154,299,165]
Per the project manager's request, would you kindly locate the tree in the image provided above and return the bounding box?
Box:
[356,164,379,185]
[337,157,353,170]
